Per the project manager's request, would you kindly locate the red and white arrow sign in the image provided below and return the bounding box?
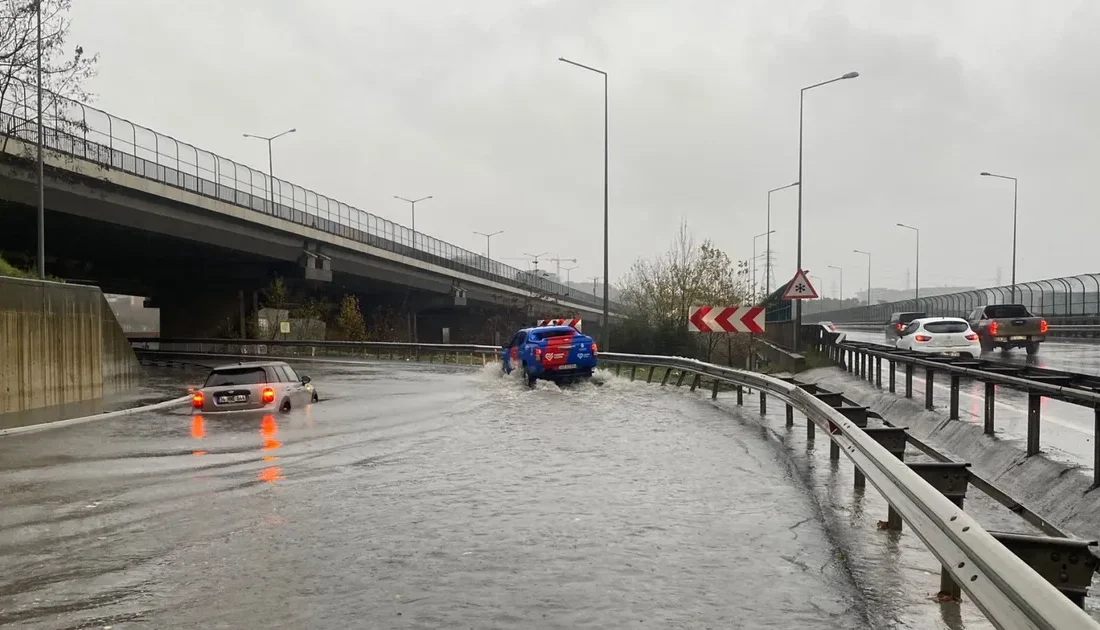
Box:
[687,306,766,333]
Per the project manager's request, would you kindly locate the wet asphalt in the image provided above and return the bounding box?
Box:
[0,359,1053,629]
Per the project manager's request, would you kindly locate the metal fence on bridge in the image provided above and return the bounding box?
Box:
[0,77,617,312]
[801,274,1100,323]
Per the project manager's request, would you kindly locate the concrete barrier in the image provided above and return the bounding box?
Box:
[0,276,142,428]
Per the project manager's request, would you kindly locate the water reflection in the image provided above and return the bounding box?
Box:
[260,415,283,483]
[187,414,284,482]
[190,416,207,456]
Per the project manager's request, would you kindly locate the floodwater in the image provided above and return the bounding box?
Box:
[0,359,1034,628]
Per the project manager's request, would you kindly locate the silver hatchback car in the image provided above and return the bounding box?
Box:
[191,361,318,413]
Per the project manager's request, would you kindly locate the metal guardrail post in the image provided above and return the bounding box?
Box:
[1028,394,1042,456]
[989,532,1098,607]
[676,371,687,387]
[1095,407,1100,489]
[646,366,655,383]
[888,360,896,393]
[629,365,637,381]
[950,374,961,420]
[736,385,743,405]
[925,368,935,410]
[785,403,794,428]
[690,374,701,392]
[984,383,996,435]
[759,391,767,415]
[711,380,719,400]
[875,357,882,388]
[905,364,914,398]
[661,368,672,386]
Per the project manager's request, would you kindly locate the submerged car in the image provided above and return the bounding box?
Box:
[894,317,981,359]
[501,325,598,386]
[191,361,318,413]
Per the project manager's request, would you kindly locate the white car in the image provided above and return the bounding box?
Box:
[894,317,981,359]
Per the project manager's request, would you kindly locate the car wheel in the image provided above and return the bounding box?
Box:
[280,399,292,412]
[1025,342,1040,356]
[979,338,992,353]
[522,363,536,388]
[311,391,319,403]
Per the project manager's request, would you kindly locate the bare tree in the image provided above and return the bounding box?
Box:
[0,0,97,155]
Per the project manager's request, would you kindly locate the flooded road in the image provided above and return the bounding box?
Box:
[2,360,1007,628]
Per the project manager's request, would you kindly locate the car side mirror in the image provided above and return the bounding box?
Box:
[300,375,311,384]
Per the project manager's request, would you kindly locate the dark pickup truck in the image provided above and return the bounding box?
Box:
[966,304,1048,354]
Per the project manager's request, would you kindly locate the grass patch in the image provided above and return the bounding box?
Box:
[0,255,66,282]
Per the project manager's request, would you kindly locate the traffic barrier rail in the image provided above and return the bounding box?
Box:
[132,335,1100,627]
[129,337,502,366]
[806,332,1100,488]
[828,321,1100,339]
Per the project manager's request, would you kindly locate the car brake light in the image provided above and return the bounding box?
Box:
[989,321,998,335]
[191,391,204,408]
[914,334,932,342]
[590,342,598,355]
[896,323,903,331]
[261,387,276,404]
[1039,319,1048,334]
[965,333,978,341]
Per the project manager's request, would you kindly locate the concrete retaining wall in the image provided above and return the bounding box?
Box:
[798,367,1100,543]
[0,277,142,425]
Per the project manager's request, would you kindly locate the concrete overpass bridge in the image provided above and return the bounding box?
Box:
[0,84,620,342]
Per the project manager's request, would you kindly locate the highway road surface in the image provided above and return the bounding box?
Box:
[0,360,1069,628]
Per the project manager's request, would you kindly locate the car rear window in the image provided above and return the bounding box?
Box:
[204,367,268,387]
[984,305,1031,318]
[898,312,926,323]
[923,321,969,333]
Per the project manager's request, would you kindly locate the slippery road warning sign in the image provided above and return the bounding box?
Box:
[782,269,818,300]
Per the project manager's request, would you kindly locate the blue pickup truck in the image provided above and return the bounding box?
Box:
[501,325,598,386]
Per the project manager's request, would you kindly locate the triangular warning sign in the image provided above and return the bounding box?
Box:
[782,269,819,299]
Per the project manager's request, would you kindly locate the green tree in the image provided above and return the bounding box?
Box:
[335,294,366,341]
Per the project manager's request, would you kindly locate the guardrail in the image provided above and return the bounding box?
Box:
[806,332,1100,488]
[831,321,1100,340]
[133,335,1099,627]
[129,337,502,365]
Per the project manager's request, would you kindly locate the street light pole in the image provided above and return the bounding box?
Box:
[559,56,609,350]
[243,128,296,215]
[980,172,1019,301]
[794,71,859,351]
[896,223,920,301]
[766,182,798,296]
[394,195,433,248]
[473,230,504,258]
[854,249,871,306]
[35,0,44,279]
[827,265,843,303]
[753,230,775,301]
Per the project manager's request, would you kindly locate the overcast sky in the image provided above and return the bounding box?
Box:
[68,0,1099,299]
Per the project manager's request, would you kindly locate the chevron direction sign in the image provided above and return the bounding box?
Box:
[538,318,582,331]
[687,306,766,334]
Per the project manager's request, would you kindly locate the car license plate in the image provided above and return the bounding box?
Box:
[1010,335,1027,341]
[558,364,577,370]
[943,352,960,357]
[217,394,247,404]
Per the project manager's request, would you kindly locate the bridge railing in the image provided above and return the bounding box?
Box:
[132,335,1099,627]
[804,274,1100,323]
[0,77,617,312]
